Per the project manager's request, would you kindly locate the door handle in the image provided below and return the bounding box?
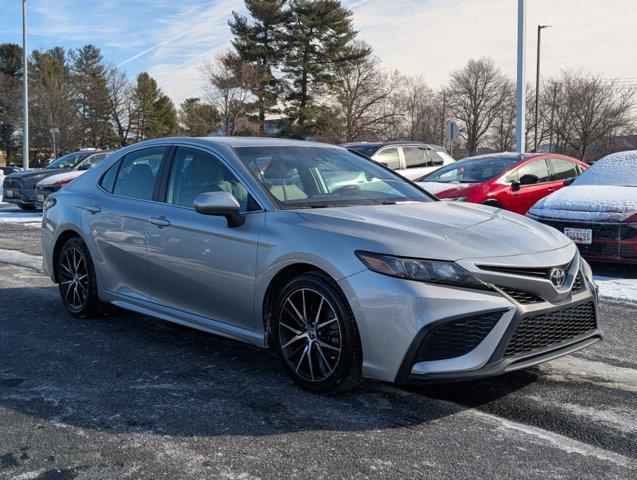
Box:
[77,204,101,214]
[149,216,171,227]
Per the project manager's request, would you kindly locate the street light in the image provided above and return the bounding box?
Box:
[22,0,29,170]
[534,24,551,152]
[515,0,526,153]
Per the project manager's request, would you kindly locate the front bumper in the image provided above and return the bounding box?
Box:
[338,248,600,384]
[2,180,36,206]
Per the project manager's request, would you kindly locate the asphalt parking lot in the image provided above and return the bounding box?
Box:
[0,218,636,479]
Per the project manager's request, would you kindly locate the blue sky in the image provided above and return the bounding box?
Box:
[1,0,635,104]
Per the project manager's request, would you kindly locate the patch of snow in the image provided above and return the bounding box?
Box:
[37,170,83,187]
[594,274,637,304]
[574,150,637,187]
[0,249,44,272]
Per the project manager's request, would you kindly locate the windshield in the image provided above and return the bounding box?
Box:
[573,152,637,187]
[235,146,432,209]
[76,152,109,170]
[45,152,86,170]
[344,144,380,157]
[419,155,520,183]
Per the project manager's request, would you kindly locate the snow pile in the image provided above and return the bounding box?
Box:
[595,275,637,304]
[530,150,637,222]
[0,207,42,225]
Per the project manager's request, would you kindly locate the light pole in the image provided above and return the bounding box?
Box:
[22,0,29,170]
[50,127,59,160]
[515,0,527,153]
[534,25,551,152]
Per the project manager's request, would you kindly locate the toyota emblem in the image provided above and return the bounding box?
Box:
[550,267,566,288]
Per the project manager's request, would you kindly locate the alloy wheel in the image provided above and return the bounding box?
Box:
[59,247,90,312]
[278,288,342,382]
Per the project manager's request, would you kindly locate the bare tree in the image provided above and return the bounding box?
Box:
[391,76,443,143]
[548,70,635,161]
[106,66,134,147]
[200,51,262,136]
[446,57,509,156]
[323,56,397,142]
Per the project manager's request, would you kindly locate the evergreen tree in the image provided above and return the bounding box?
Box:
[179,97,219,136]
[229,0,287,135]
[71,45,113,148]
[282,0,370,138]
[132,72,178,141]
[0,43,23,162]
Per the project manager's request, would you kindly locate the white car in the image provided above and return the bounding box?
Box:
[528,150,637,264]
[342,142,455,181]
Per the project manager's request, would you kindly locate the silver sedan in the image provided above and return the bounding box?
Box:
[41,137,601,393]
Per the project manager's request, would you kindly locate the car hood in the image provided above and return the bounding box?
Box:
[37,170,84,187]
[7,168,71,185]
[529,185,637,222]
[417,181,480,197]
[297,201,571,261]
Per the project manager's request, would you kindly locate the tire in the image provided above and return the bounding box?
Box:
[57,237,105,318]
[272,272,363,393]
[18,203,37,211]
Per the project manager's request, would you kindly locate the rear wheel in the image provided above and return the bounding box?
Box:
[272,272,363,393]
[18,203,37,211]
[57,237,105,318]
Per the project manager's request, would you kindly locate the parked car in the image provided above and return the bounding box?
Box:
[34,151,113,209]
[42,137,600,393]
[1,166,21,175]
[342,141,455,180]
[2,149,98,210]
[417,152,588,215]
[528,150,637,264]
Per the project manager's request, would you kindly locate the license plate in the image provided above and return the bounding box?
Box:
[564,227,592,244]
[37,194,45,203]
[4,189,12,197]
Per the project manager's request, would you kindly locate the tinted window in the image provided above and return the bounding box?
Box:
[374,147,401,169]
[550,158,578,181]
[100,161,120,193]
[345,144,381,157]
[236,146,432,209]
[422,156,519,183]
[112,147,165,200]
[402,146,429,168]
[513,159,550,183]
[166,147,256,212]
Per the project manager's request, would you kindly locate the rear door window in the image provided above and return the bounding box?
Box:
[112,147,166,200]
[402,146,429,168]
[513,159,551,183]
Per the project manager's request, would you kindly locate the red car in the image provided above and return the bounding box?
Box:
[417,153,589,215]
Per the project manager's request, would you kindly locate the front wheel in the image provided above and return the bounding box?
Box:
[57,237,105,318]
[272,272,363,393]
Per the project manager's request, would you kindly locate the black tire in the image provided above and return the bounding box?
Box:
[18,203,37,211]
[57,237,105,318]
[272,272,363,393]
[482,199,504,209]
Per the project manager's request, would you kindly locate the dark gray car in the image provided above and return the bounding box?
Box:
[2,150,95,210]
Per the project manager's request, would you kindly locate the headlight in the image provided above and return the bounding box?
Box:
[441,196,468,202]
[356,251,489,289]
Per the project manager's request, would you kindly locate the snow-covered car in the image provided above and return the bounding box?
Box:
[528,150,637,264]
[34,151,113,209]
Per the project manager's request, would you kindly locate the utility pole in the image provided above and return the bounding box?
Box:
[22,0,29,170]
[534,25,551,152]
[515,0,526,153]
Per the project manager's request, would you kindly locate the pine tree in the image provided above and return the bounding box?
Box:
[282,0,370,138]
[229,0,287,135]
[71,45,113,148]
[132,72,178,141]
[0,43,23,162]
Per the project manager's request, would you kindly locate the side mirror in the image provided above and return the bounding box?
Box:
[510,180,521,192]
[194,191,245,228]
[78,164,91,171]
[519,174,540,185]
[562,177,576,187]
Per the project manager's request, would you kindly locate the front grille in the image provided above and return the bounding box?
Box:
[478,261,572,280]
[415,311,503,361]
[498,286,544,304]
[572,272,585,293]
[3,178,21,189]
[505,302,596,356]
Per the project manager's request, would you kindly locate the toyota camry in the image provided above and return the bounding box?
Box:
[41,137,601,393]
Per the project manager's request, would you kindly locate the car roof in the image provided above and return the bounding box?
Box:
[181,137,338,148]
[343,141,442,150]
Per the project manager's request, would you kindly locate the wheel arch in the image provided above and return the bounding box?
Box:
[51,227,88,283]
